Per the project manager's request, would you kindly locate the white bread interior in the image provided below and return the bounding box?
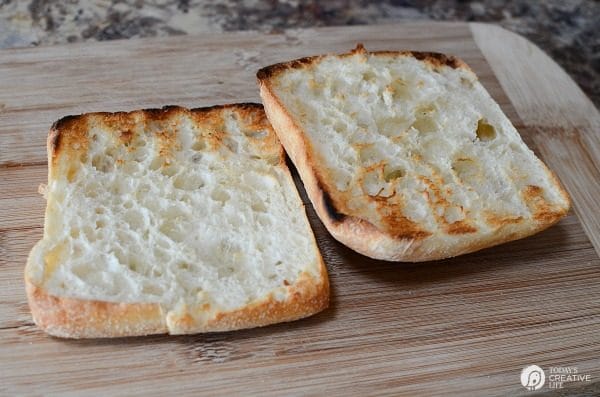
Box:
[26,104,329,338]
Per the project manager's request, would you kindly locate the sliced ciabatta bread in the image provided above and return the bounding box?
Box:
[26,104,328,338]
[257,45,570,261]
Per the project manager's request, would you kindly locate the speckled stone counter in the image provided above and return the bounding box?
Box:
[0,0,597,106]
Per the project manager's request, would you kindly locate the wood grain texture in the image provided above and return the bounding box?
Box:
[0,165,46,231]
[1,22,599,396]
[471,22,600,261]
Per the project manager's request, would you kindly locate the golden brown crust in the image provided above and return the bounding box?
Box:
[256,44,470,82]
[257,46,570,261]
[167,267,329,334]
[25,277,167,338]
[26,270,328,338]
[27,103,329,338]
[48,104,270,163]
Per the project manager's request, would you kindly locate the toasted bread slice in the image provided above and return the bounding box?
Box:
[26,104,328,338]
[258,45,570,261]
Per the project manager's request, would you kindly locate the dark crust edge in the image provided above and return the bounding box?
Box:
[256,43,470,81]
[316,179,347,223]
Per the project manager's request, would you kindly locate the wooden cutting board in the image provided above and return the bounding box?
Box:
[1,22,599,396]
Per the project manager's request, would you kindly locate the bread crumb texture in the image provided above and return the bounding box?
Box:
[260,47,570,259]
[26,104,327,336]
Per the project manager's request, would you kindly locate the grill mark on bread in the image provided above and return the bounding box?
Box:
[445,220,477,235]
[533,210,564,224]
[47,104,272,160]
[523,185,565,224]
[416,175,477,235]
[486,213,524,228]
[319,160,431,239]
[101,114,137,145]
[384,216,432,240]
[371,197,431,240]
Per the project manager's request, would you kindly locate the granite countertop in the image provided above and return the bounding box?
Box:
[0,0,597,107]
